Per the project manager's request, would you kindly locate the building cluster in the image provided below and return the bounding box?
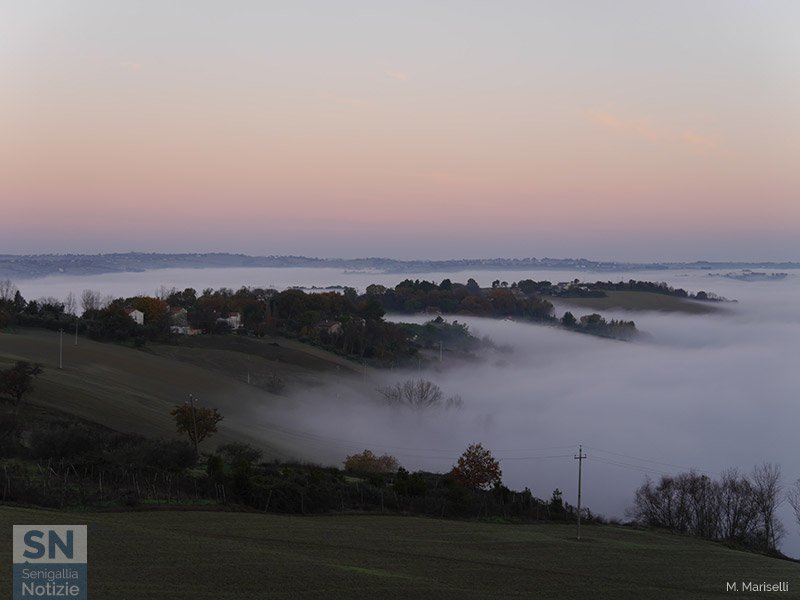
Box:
[121,305,243,336]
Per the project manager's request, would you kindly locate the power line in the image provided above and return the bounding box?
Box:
[242,419,716,479]
[499,454,573,461]
[591,456,672,477]
[587,446,716,477]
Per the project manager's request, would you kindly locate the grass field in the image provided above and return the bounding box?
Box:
[0,329,365,458]
[1,507,797,599]
[554,291,723,315]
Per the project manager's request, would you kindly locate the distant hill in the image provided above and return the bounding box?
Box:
[2,252,799,279]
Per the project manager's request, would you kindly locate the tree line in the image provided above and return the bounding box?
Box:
[630,465,799,555]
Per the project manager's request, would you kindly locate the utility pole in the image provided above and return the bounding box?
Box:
[363,362,367,384]
[438,341,443,363]
[74,320,79,346]
[187,394,200,454]
[574,445,587,540]
[59,328,63,369]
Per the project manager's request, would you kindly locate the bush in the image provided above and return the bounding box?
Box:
[344,449,400,473]
[217,442,263,468]
[140,439,197,472]
[28,423,101,460]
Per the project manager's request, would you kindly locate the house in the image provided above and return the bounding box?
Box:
[170,325,202,336]
[124,308,144,326]
[168,306,188,327]
[316,320,342,335]
[216,312,242,330]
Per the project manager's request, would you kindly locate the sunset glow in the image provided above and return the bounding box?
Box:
[2,1,799,260]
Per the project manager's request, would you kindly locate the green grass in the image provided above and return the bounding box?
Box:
[1,507,797,599]
[0,328,367,459]
[555,291,723,315]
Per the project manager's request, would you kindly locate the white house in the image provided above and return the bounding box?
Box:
[217,312,242,330]
[124,308,145,326]
[316,320,342,335]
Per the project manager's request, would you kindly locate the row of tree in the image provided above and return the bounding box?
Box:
[630,465,792,553]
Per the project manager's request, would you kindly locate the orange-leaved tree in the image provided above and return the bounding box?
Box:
[451,443,501,490]
[344,449,400,473]
[171,403,223,451]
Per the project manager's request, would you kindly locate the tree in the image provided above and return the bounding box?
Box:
[130,296,169,323]
[451,443,502,490]
[550,488,564,512]
[63,292,77,316]
[752,462,783,550]
[561,311,577,327]
[379,379,460,410]
[81,289,101,314]
[170,403,223,451]
[718,468,758,542]
[0,361,43,414]
[217,442,263,468]
[0,280,17,303]
[788,479,800,531]
[344,449,400,473]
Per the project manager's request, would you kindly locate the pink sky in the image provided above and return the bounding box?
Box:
[2,2,799,260]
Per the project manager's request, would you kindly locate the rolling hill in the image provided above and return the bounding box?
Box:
[553,290,723,314]
[0,328,365,459]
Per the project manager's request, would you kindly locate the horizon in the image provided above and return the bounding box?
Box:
[3,250,800,265]
[2,1,799,261]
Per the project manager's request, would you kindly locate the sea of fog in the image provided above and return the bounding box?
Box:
[10,267,800,556]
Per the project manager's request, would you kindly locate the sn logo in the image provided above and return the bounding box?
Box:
[22,529,75,560]
[13,524,87,565]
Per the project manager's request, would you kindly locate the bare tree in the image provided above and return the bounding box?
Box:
[787,479,800,530]
[718,468,758,542]
[752,462,783,550]
[63,292,77,316]
[81,289,102,314]
[378,379,462,410]
[0,279,17,303]
[38,296,63,308]
[155,285,177,301]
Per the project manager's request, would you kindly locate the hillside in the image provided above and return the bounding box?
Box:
[0,329,365,458]
[1,507,796,599]
[553,290,723,314]
[3,252,799,279]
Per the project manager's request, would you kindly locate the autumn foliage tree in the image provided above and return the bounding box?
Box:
[130,296,169,323]
[344,449,400,473]
[451,443,502,490]
[0,360,43,415]
[170,403,223,451]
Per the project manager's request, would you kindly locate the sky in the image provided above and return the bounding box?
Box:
[2,1,799,261]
